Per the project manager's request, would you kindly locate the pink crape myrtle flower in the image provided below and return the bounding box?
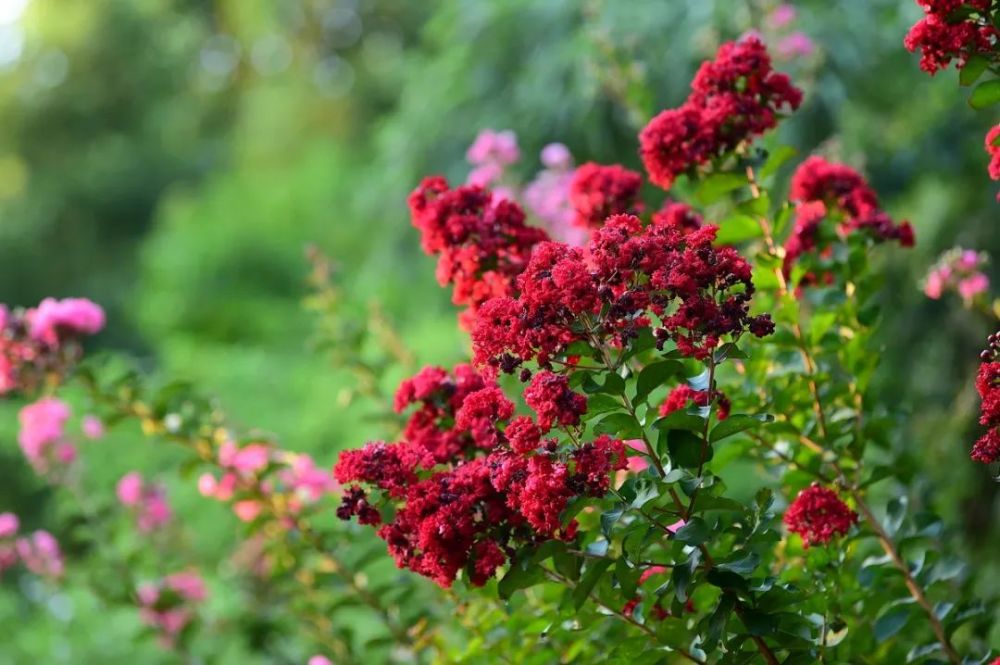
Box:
[524,142,587,246]
[924,247,990,304]
[137,570,207,648]
[768,4,796,29]
[117,472,172,532]
[466,129,520,167]
[777,32,814,58]
[219,441,271,475]
[81,415,104,439]
[279,453,339,504]
[0,512,18,539]
[18,397,75,474]
[27,297,105,346]
[308,657,333,665]
[15,530,63,578]
[624,439,650,473]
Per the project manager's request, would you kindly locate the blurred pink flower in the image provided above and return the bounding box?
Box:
[466,129,519,166]
[625,439,649,473]
[540,142,572,169]
[27,297,105,345]
[219,441,271,474]
[308,657,333,665]
[117,472,144,506]
[81,415,104,440]
[18,397,72,472]
[777,32,814,58]
[959,273,990,301]
[0,512,19,539]
[15,530,63,578]
[233,500,262,522]
[768,4,796,29]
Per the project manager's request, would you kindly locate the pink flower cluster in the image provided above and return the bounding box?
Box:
[466,129,520,198]
[764,5,816,60]
[137,570,207,648]
[924,247,990,303]
[904,0,998,74]
[335,363,626,588]
[987,124,1000,198]
[0,297,104,396]
[18,397,76,476]
[523,143,587,245]
[199,444,338,523]
[639,36,802,189]
[0,513,64,579]
[783,484,857,547]
[117,472,172,532]
[783,156,914,281]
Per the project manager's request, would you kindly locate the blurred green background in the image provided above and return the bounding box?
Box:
[0,0,997,661]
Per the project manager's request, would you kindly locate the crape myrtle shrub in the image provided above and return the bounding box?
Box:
[4,23,1000,665]
[332,35,996,664]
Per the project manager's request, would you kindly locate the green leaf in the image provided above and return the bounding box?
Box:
[594,413,642,439]
[694,173,747,205]
[960,54,990,86]
[587,393,623,416]
[672,556,695,602]
[673,517,710,546]
[616,558,641,599]
[498,558,546,600]
[668,429,709,468]
[715,215,762,245]
[717,551,760,575]
[969,79,1000,109]
[634,360,684,405]
[654,410,706,433]
[759,145,798,180]
[874,605,913,642]
[712,342,749,363]
[710,414,773,443]
[601,508,625,538]
[573,559,613,610]
[553,549,582,582]
[706,568,749,592]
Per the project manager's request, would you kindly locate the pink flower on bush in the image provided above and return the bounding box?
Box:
[137,570,207,648]
[924,247,990,304]
[768,4,796,29]
[15,530,63,578]
[27,297,105,346]
[466,129,519,167]
[524,143,586,245]
[81,415,104,439]
[0,512,18,539]
[117,472,172,532]
[308,657,332,665]
[777,32,814,58]
[279,453,338,504]
[18,397,75,474]
[219,441,271,474]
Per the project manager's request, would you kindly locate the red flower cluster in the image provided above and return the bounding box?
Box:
[568,162,644,230]
[659,384,731,421]
[334,364,627,587]
[524,371,588,431]
[783,484,857,548]
[473,214,773,370]
[973,334,1000,463]
[639,36,802,189]
[904,0,997,74]
[783,157,915,278]
[652,201,704,235]
[408,177,549,329]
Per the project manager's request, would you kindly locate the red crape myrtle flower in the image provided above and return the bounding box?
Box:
[904,0,998,74]
[568,162,644,230]
[783,157,914,279]
[783,484,858,548]
[524,371,588,432]
[408,177,549,330]
[473,214,774,371]
[659,384,731,421]
[335,364,628,588]
[639,36,802,190]
[973,334,1000,463]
